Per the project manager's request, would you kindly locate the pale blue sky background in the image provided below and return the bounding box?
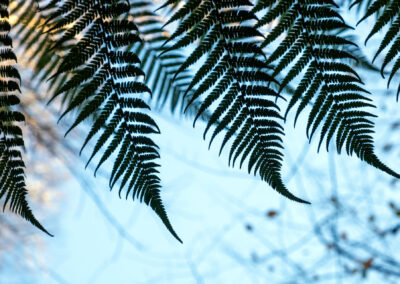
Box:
[7,88,399,284]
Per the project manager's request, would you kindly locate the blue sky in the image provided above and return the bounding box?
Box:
[11,89,399,284]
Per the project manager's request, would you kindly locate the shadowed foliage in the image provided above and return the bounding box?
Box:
[0,0,399,241]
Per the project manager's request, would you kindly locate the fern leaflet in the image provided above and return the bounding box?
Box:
[355,0,400,98]
[256,0,399,178]
[41,0,181,242]
[162,0,309,204]
[0,0,51,235]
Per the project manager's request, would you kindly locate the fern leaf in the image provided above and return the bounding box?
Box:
[0,0,51,236]
[356,0,400,97]
[41,0,181,242]
[163,0,309,204]
[258,0,399,178]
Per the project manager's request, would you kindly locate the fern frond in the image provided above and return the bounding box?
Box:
[356,0,400,97]
[10,0,74,108]
[163,0,309,204]
[128,1,204,118]
[257,0,399,178]
[41,0,181,242]
[12,0,204,121]
[0,0,51,235]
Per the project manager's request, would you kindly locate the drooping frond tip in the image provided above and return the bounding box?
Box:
[257,0,399,180]
[161,0,309,204]
[355,0,400,98]
[40,0,180,242]
[0,0,51,236]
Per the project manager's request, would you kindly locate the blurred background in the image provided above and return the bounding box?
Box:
[1,0,400,283]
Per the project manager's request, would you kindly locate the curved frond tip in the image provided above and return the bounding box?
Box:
[258,0,399,179]
[0,1,51,236]
[161,0,309,204]
[41,0,181,242]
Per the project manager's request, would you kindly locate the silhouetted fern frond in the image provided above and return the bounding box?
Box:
[13,0,203,121]
[355,0,400,98]
[0,0,51,235]
[10,0,75,108]
[162,0,309,204]
[41,0,181,242]
[257,0,399,178]
[128,0,203,118]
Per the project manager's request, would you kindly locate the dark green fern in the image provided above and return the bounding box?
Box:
[127,0,204,118]
[13,0,203,120]
[0,0,51,235]
[40,0,181,242]
[161,0,309,204]
[354,0,400,98]
[255,0,399,178]
[11,0,74,106]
